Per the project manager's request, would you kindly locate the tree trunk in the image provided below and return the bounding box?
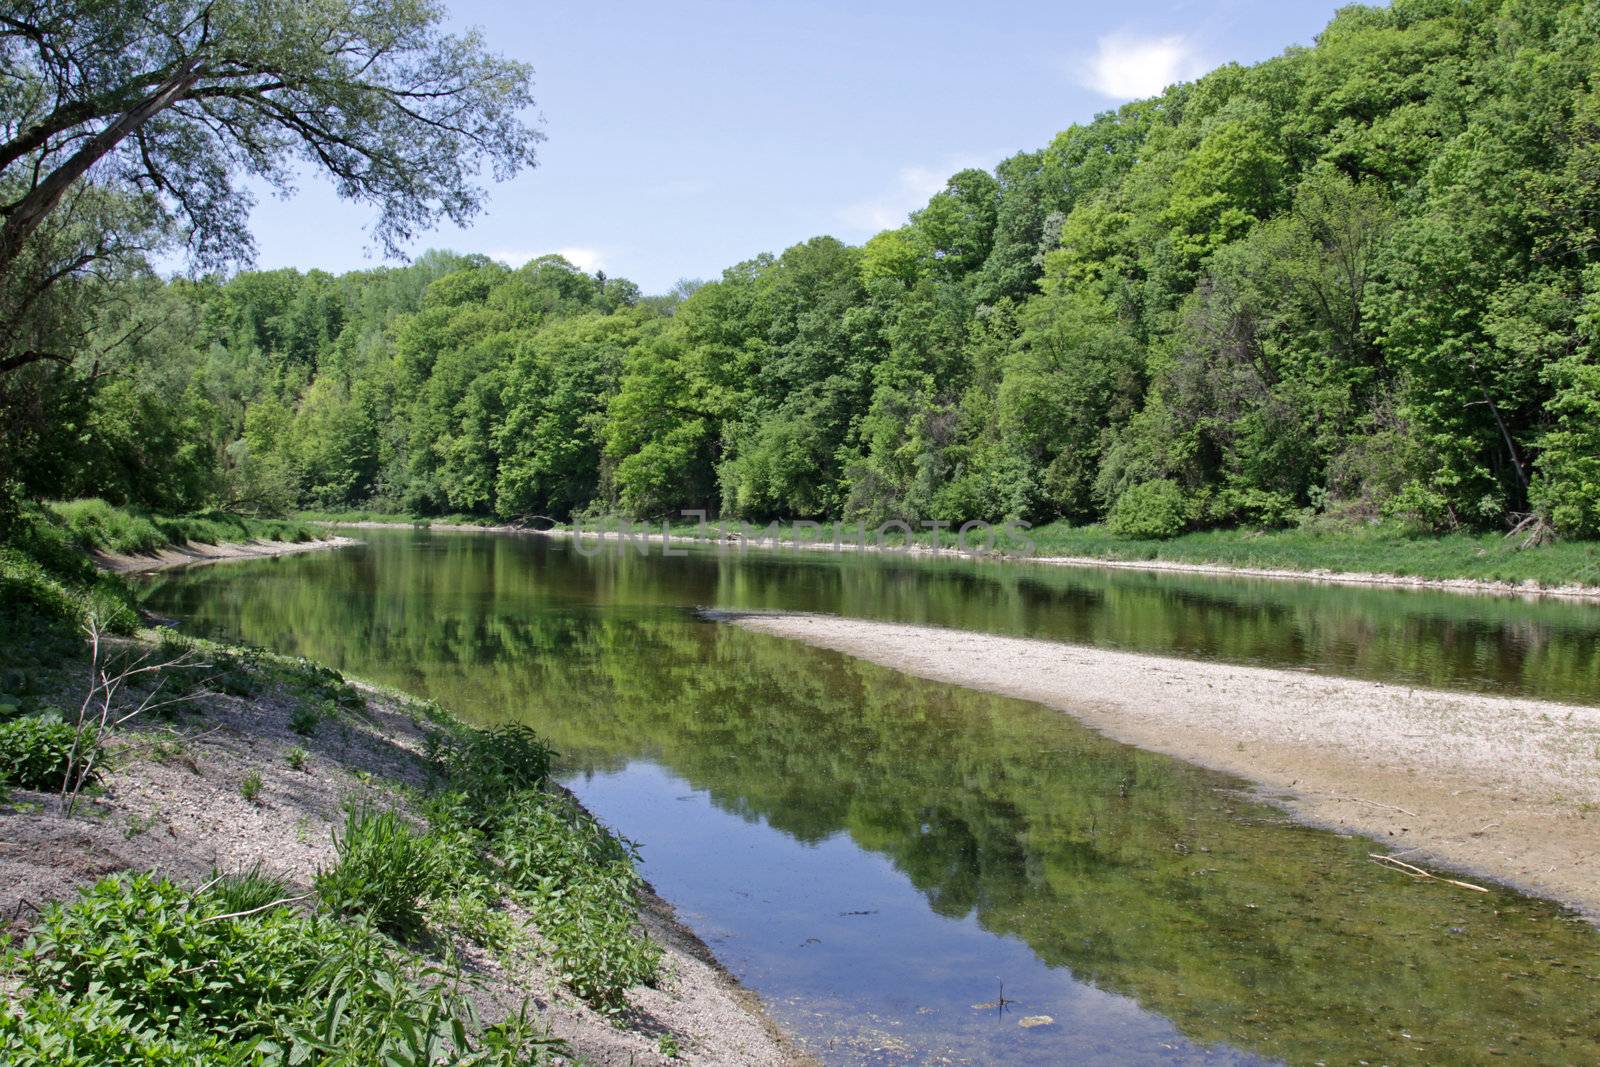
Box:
[0,57,204,284]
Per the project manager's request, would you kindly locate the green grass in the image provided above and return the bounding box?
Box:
[47,499,315,556]
[572,515,1600,589]
[296,508,502,528]
[316,806,449,938]
[1013,521,1600,588]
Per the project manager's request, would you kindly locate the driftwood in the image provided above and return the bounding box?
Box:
[1506,512,1555,549]
[1369,853,1490,893]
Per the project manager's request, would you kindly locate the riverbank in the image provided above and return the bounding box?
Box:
[524,520,1600,601]
[320,512,1600,601]
[0,626,797,1064]
[93,534,360,573]
[0,500,799,1063]
[714,610,1600,919]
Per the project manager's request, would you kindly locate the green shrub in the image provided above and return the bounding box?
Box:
[537,880,663,1015]
[0,547,138,642]
[281,658,364,712]
[0,713,82,790]
[45,500,317,555]
[285,745,309,771]
[492,793,659,1012]
[0,872,556,1065]
[5,504,97,584]
[494,793,637,892]
[0,985,238,1066]
[48,498,166,555]
[437,724,554,828]
[316,807,447,937]
[212,650,264,697]
[1107,479,1191,540]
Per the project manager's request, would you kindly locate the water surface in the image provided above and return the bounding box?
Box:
[142,529,1600,1064]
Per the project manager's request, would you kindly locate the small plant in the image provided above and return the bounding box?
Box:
[493,793,659,1012]
[123,812,160,839]
[211,862,291,914]
[289,702,321,736]
[658,1033,681,1058]
[213,650,264,697]
[0,713,81,790]
[286,745,309,771]
[315,806,446,937]
[239,770,264,803]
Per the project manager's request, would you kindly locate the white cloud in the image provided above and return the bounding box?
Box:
[554,246,605,273]
[838,158,988,233]
[1079,34,1206,99]
[490,246,607,273]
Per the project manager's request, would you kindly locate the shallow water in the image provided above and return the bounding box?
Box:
[142,529,1600,1064]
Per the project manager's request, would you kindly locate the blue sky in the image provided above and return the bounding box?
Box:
[243,1,1361,293]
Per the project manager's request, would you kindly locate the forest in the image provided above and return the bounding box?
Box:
[6,0,1600,541]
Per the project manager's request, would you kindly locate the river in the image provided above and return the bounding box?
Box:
[141,528,1600,1065]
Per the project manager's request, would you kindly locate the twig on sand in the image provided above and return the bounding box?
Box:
[1328,795,1419,818]
[1369,853,1490,893]
[201,892,315,924]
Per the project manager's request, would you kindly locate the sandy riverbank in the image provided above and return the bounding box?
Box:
[93,535,360,573]
[0,639,799,1065]
[714,610,1600,917]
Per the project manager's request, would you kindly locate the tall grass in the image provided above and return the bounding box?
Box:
[296,509,501,527]
[47,499,315,555]
[635,515,1600,588]
[1013,521,1600,587]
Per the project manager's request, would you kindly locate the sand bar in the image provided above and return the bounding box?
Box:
[716,609,1600,917]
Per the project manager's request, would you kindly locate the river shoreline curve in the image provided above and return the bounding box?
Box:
[306,519,1600,600]
[712,609,1600,919]
[0,631,800,1065]
[94,534,361,573]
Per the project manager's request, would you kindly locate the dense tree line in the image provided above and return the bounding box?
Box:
[10,0,1600,537]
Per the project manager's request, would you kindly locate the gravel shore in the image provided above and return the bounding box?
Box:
[716,610,1600,918]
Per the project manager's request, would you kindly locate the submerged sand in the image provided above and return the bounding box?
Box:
[715,610,1600,917]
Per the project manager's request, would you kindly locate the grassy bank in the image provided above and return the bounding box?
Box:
[296,509,502,528]
[0,509,776,1065]
[47,499,316,557]
[1017,521,1600,587]
[548,515,1600,590]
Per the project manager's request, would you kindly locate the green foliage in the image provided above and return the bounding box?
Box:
[432,723,554,828]
[316,807,447,938]
[47,500,314,555]
[1107,480,1191,540]
[16,1,1600,556]
[0,713,80,790]
[239,770,264,803]
[288,703,321,737]
[0,540,137,642]
[493,793,660,1014]
[0,872,556,1066]
[1532,268,1600,536]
